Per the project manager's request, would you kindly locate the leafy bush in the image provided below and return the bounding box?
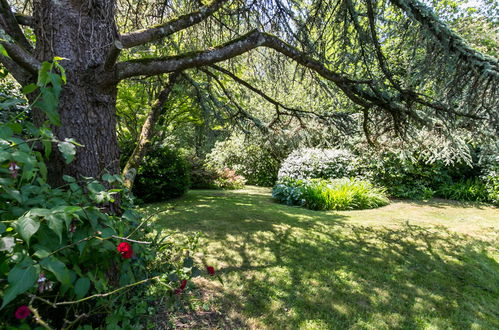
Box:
[356,152,452,199]
[133,147,191,203]
[478,146,499,206]
[0,62,210,328]
[273,178,389,211]
[437,179,490,202]
[278,148,357,181]
[206,134,281,186]
[188,156,219,189]
[271,178,308,206]
[213,168,246,190]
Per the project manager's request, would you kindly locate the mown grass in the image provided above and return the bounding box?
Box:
[144,187,499,329]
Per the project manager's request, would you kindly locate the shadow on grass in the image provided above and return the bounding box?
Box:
[148,190,499,329]
[394,197,492,210]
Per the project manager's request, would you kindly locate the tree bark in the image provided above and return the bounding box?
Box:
[32,0,120,186]
[122,73,178,189]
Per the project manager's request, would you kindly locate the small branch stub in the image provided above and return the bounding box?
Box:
[104,40,123,71]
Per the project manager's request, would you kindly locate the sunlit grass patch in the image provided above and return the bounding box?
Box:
[145,187,499,329]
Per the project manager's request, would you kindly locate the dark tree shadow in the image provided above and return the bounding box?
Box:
[148,189,499,329]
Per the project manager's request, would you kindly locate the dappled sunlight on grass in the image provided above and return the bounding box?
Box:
[144,187,499,329]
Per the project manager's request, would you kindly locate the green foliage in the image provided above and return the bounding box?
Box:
[206,134,280,186]
[133,146,191,203]
[357,150,498,204]
[0,63,207,328]
[359,152,454,199]
[188,156,219,189]
[437,178,490,203]
[273,178,389,211]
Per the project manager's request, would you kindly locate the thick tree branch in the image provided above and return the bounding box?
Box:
[114,30,458,124]
[120,0,228,48]
[115,30,267,81]
[0,52,33,84]
[0,0,33,51]
[0,40,40,73]
[104,40,123,71]
[389,0,498,77]
[14,13,33,27]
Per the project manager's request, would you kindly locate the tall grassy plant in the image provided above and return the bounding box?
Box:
[274,178,389,211]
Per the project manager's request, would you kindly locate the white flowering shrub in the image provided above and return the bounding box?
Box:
[277,148,357,180]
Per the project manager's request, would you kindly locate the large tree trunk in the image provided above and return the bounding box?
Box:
[32,0,119,186]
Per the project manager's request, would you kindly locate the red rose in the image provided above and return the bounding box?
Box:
[174,279,188,295]
[14,305,31,319]
[206,266,215,276]
[117,242,133,259]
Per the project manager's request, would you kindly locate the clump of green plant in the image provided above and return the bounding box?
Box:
[0,61,212,328]
[437,178,490,202]
[133,146,191,203]
[273,178,389,211]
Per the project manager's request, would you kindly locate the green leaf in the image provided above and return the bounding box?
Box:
[22,83,38,95]
[102,173,115,183]
[87,181,105,193]
[0,150,10,162]
[37,87,60,126]
[33,246,51,258]
[183,256,194,268]
[3,187,22,203]
[40,256,71,286]
[62,175,76,183]
[0,44,8,57]
[37,61,53,87]
[46,213,64,243]
[15,216,40,243]
[74,277,91,299]
[0,259,38,309]
[12,150,36,167]
[0,98,25,109]
[0,125,13,139]
[57,139,76,164]
[0,237,15,252]
[7,122,22,134]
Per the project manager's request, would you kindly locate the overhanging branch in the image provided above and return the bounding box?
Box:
[0,40,40,73]
[389,0,498,77]
[120,0,228,48]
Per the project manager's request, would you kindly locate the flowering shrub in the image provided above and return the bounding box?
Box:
[214,168,246,190]
[188,156,219,189]
[278,148,357,181]
[273,178,389,210]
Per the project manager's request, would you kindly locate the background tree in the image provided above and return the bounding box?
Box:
[0,0,497,190]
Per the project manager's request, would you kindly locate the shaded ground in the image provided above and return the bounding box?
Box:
[144,187,499,329]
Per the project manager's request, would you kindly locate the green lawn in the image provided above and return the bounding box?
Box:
[144,187,499,329]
